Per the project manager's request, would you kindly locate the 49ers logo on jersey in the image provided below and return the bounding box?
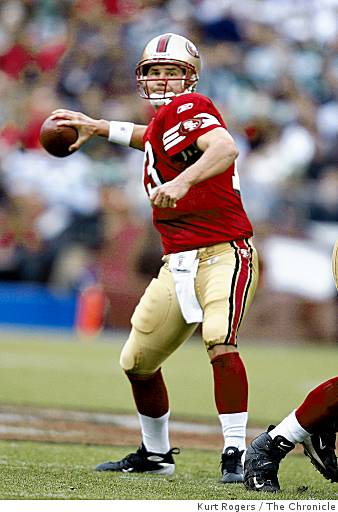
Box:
[179,118,203,135]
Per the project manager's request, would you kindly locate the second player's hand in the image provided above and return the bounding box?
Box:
[150,179,190,209]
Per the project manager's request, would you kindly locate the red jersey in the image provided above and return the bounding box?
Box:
[143,92,253,254]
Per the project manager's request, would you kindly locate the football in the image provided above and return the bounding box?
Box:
[39,116,78,157]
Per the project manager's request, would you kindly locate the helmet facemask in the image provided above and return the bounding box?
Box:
[136,59,199,101]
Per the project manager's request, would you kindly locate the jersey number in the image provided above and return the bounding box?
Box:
[232,162,241,194]
[144,140,241,195]
[144,141,163,196]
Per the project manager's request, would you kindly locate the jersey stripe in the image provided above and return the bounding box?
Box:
[163,130,182,145]
[163,122,186,151]
[164,135,186,151]
[163,122,181,140]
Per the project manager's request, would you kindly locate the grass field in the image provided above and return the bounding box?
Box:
[0,330,337,500]
[0,441,336,500]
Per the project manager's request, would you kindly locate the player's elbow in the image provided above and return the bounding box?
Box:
[220,138,239,163]
[198,129,239,164]
[228,141,239,161]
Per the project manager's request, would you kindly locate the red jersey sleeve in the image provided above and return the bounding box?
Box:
[162,93,226,157]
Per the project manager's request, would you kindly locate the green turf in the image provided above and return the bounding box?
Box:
[0,440,336,500]
[0,332,337,500]
[0,332,336,426]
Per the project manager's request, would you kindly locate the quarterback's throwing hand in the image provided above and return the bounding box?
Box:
[50,109,100,152]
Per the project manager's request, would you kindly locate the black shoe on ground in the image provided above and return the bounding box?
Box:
[244,427,294,492]
[302,430,338,483]
[95,443,179,475]
[221,446,244,483]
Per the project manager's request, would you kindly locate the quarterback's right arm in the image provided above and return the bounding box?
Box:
[51,109,146,151]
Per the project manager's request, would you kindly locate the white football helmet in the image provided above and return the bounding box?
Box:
[136,33,201,102]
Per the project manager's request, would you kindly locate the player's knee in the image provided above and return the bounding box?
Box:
[202,316,228,350]
[119,345,136,373]
[119,350,149,375]
[119,342,161,376]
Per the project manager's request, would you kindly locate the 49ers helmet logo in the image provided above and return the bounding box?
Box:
[179,118,202,134]
[186,41,199,59]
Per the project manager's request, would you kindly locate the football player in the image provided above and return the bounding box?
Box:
[244,242,338,492]
[244,376,338,491]
[52,33,259,483]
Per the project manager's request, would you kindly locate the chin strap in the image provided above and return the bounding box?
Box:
[149,90,192,107]
[149,92,175,108]
[150,98,172,108]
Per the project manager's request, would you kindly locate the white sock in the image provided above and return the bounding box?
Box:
[269,410,310,444]
[138,411,170,453]
[219,412,248,452]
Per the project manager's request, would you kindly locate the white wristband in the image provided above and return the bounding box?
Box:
[108,121,135,146]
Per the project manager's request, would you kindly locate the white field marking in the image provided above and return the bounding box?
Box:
[0,406,263,438]
[0,408,220,433]
[0,425,84,437]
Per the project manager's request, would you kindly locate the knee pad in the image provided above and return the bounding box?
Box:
[202,307,228,349]
[119,338,161,377]
[119,344,137,373]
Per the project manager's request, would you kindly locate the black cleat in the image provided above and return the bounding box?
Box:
[221,446,244,483]
[244,427,294,492]
[95,443,179,475]
[303,430,338,483]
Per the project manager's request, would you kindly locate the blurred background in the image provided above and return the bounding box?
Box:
[0,0,337,343]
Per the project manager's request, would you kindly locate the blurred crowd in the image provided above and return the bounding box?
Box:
[0,0,337,338]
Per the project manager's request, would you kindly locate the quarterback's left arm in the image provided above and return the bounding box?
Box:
[150,127,238,208]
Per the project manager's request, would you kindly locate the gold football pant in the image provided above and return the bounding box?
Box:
[120,239,259,376]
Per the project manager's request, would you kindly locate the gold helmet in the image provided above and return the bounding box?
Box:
[136,33,201,100]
